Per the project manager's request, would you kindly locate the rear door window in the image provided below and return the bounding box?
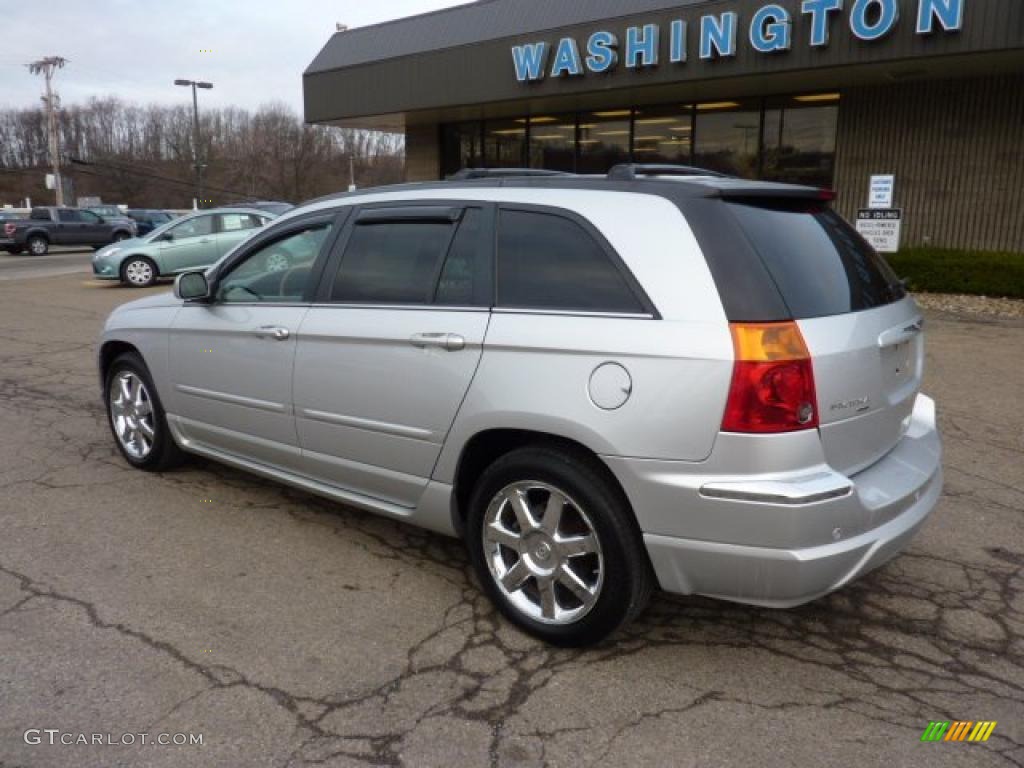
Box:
[331,219,455,305]
[726,201,905,319]
[496,209,644,314]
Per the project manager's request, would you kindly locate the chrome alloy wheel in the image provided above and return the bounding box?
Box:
[483,481,604,625]
[109,371,156,459]
[29,238,47,255]
[124,259,154,286]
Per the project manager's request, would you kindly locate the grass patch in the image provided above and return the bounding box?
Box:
[886,248,1024,300]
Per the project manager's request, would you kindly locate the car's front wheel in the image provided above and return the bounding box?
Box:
[26,235,48,256]
[466,445,653,647]
[105,352,185,471]
[121,256,158,287]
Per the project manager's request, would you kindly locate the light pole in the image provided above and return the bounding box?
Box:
[174,79,213,208]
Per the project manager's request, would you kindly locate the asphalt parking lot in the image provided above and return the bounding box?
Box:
[0,273,1022,768]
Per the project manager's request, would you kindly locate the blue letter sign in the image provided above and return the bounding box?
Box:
[801,0,845,47]
[512,43,548,82]
[916,0,964,33]
[586,31,619,73]
[750,4,793,52]
[850,0,900,40]
[550,38,584,77]
[700,12,739,59]
[511,1,967,81]
[625,24,660,68]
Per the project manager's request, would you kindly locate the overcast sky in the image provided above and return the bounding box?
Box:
[0,0,465,115]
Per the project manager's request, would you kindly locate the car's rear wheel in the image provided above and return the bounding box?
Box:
[105,352,185,472]
[26,235,48,256]
[121,256,158,288]
[466,445,653,647]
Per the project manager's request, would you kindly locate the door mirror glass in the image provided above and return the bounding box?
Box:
[175,271,211,301]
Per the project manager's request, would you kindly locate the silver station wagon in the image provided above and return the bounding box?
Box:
[97,165,943,646]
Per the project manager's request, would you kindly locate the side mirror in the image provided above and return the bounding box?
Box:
[175,271,212,302]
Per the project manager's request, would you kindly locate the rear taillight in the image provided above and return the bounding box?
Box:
[722,322,819,434]
[3,223,14,236]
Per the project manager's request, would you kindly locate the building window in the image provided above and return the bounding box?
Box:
[761,94,840,188]
[633,105,694,165]
[484,119,527,168]
[439,93,839,186]
[577,110,632,174]
[441,122,483,177]
[693,101,762,178]
[527,114,576,172]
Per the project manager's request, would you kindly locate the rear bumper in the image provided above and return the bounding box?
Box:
[609,394,943,608]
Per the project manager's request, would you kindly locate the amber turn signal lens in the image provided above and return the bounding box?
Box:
[722,322,819,434]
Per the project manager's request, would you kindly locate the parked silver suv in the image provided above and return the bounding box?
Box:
[98,166,943,646]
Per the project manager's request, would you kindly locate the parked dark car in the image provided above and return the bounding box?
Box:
[1,207,137,255]
[126,209,174,236]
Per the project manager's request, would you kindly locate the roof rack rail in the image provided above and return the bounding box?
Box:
[448,168,575,180]
[607,164,729,181]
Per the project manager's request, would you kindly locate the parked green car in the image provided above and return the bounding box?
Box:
[92,207,277,287]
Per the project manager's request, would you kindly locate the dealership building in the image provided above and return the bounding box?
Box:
[305,0,1024,252]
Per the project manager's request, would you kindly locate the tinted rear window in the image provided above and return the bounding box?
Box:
[497,209,644,314]
[725,201,906,319]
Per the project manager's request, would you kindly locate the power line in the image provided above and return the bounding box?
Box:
[68,156,263,200]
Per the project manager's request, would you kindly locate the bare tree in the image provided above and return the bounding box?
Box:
[0,98,405,208]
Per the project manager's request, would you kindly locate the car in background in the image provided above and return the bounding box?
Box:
[244,201,294,216]
[126,209,174,236]
[2,206,137,255]
[92,207,277,287]
[87,205,139,233]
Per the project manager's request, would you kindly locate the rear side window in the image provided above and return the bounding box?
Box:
[218,213,263,232]
[497,209,644,313]
[332,220,454,304]
[726,201,905,319]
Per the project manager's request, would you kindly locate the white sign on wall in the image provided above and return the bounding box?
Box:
[857,209,902,253]
[869,175,895,209]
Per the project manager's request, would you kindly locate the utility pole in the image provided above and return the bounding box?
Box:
[174,79,213,208]
[28,56,68,206]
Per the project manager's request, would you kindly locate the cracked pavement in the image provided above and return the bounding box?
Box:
[0,274,1022,767]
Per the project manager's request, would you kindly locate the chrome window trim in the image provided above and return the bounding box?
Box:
[493,307,655,320]
[309,303,491,313]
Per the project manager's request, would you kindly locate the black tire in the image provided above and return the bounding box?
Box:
[120,256,158,288]
[26,235,48,256]
[104,352,186,472]
[466,444,653,647]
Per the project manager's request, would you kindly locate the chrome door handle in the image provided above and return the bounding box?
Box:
[410,332,466,352]
[255,325,290,341]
